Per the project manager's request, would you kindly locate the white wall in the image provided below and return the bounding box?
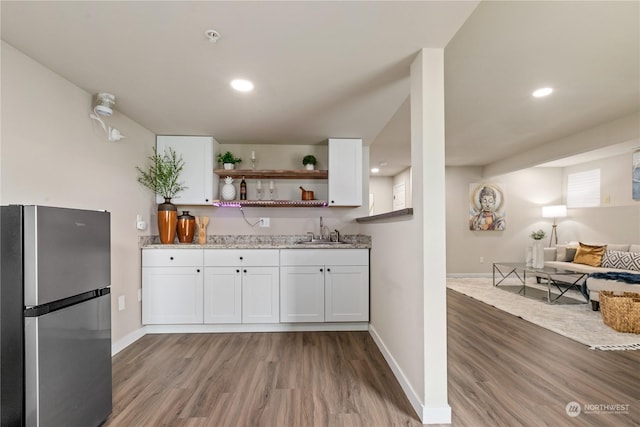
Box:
[445,166,564,274]
[368,176,393,215]
[1,42,155,343]
[559,152,640,243]
[364,48,449,424]
[445,151,640,275]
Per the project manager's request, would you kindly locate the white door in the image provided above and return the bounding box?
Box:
[280,266,325,323]
[392,182,406,210]
[325,265,369,322]
[242,267,280,323]
[203,267,242,323]
[156,135,217,204]
[328,138,362,206]
[142,267,204,324]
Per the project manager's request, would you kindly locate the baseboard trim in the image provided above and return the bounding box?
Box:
[111,327,146,356]
[144,322,369,334]
[368,325,425,422]
[422,406,452,425]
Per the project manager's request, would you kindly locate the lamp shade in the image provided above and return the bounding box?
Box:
[542,205,567,218]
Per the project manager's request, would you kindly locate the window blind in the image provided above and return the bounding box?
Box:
[566,169,600,208]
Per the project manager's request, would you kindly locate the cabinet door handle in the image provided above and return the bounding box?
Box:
[327,268,331,272]
[243,269,247,273]
[320,268,323,272]
[196,269,200,273]
[236,269,240,273]
[239,256,244,260]
[170,256,174,260]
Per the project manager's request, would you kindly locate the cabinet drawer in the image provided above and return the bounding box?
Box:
[280,249,368,266]
[204,249,279,267]
[142,249,203,267]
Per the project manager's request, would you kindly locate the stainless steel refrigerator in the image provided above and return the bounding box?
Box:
[1,205,112,427]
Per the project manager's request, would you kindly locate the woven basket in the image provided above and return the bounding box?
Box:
[600,291,640,334]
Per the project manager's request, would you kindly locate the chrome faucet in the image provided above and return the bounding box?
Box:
[319,216,325,239]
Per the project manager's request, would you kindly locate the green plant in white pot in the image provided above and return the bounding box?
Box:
[303,155,317,170]
[217,151,242,170]
[136,147,186,244]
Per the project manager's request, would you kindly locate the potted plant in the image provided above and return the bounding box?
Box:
[217,151,242,170]
[136,147,186,244]
[302,155,317,170]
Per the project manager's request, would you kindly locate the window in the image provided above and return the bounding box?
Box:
[566,169,600,208]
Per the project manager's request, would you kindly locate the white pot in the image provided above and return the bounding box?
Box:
[531,240,545,269]
[223,163,234,170]
[305,164,314,170]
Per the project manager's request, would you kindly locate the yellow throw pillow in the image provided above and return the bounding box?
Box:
[572,242,607,267]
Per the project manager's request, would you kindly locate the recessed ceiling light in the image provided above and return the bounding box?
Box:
[371,167,380,173]
[532,87,553,98]
[231,79,254,92]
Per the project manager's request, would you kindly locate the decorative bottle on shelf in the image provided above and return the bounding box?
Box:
[240,176,247,200]
[221,176,236,200]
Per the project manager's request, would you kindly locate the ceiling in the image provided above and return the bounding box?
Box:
[1,1,639,177]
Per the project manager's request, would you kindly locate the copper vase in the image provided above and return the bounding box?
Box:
[158,198,177,244]
[177,211,196,243]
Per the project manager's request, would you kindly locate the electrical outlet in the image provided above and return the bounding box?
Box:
[259,217,270,228]
[136,214,147,230]
[479,256,484,263]
[118,295,126,311]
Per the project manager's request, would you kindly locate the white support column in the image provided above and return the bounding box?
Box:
[410,48,450,424]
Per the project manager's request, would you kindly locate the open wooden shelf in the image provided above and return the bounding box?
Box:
[214,169,328,179]
[212,199,328,208]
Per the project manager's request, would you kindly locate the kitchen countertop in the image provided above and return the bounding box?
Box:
[140,234,371,249]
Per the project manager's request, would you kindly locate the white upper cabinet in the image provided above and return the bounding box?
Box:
[156,135,218,205]
[328,138,362,206]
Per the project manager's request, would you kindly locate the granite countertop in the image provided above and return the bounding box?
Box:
[140,234,371,249]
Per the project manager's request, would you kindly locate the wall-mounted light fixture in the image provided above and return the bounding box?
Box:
[89,92,125,142]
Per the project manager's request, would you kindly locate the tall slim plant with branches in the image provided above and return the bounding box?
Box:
[136,147,186,200]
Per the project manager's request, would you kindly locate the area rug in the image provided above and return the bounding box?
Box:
[447,277,640,350]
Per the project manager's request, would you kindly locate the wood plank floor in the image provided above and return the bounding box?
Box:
[105,290,640,426]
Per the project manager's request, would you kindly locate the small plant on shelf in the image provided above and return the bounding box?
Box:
[530,229,546,240]
[302,155,317,170]
[217,151,242,169]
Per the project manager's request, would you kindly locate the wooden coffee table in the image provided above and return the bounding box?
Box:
[493,262,589,304]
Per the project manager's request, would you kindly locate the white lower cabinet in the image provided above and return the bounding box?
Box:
[142,266,204,324]
[204,250,280,324]
[241,267,280,323]
[142,248,367,326]
[280,266,325,322]
[142,249,204,325]
[203,267,242,323]
[280,249,369,323]
[324,265,369,322]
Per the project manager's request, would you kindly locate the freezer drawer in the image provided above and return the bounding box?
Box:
[24,293,112,427]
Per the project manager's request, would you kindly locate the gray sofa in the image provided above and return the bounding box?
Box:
[543,243,640,310]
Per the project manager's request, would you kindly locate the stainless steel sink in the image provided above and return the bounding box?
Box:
[296,240,347,245]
